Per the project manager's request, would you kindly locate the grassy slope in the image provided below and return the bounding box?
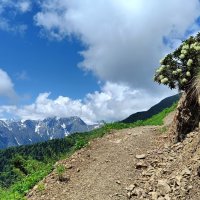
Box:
[0,103,177,200]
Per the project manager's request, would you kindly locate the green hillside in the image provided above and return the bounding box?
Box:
[122,94,180,123]
[0,102,177,200]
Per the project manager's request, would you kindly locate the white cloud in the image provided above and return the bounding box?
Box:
[17,1,31,13]
[0,68,16,99]
[34,0,200,91]
[0,82,175,123]
[0,0,31,13]
[0,0,198,122]
[0,0,31,32]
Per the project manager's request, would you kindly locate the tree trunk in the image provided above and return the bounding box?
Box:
[170,91,200,142]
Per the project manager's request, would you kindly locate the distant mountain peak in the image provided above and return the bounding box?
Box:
[0,116,100,149]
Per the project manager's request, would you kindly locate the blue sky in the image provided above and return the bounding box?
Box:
[0,0,200,123]
[0,9,99,101]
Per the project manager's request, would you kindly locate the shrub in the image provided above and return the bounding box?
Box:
[154,33,200,91]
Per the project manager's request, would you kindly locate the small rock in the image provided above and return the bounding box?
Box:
[66,165,73,169]
[127,191,132,199]
[157,179,171,195]
[151,191,158,200]
[136,162,148,169]
[158,163,167,167]
[175,175,182,186]
[188,185,193,190]
[181,168,191,176]
[77,168,80,172]
[116,180,121,185]
[164,194,170,200]
[33,185,38,190]
[126,184,135,191]
[136,154,146,159]
[132,187,144,197]
[197,166,200,177]
[168,156,174,161]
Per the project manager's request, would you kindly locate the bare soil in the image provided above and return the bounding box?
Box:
[28,126,165,200]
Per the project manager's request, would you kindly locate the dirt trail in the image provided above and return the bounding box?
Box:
[28,125,167,200]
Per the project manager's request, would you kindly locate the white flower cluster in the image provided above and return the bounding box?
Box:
[181,78,188,84]
[161,77,168,84]
[156,65,165,73]
[155,35,200,90]
[172,68,182,75]
[179,42,200,60]
[187,59,193,67]
[190,42,200,51]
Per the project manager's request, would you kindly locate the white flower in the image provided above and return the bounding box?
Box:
[182,44,189,50]
[156,69,161,73]
[181,78,188,84]
[172,71,177,75]
[159,75,164,80]
[159,58,164,64]
[161,78,168,84]
[194,46,200,51]
[186,71,191,77]
[190,43,196,49]
[177,69,182,73]
[179,54,185,59]
[181,49,187,55]
[187,59,193,67]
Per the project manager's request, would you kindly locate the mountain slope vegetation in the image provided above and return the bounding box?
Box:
[122,94,179,123]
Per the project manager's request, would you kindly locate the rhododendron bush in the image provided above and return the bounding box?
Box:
[154,33,200,91]
[154,33,200,142]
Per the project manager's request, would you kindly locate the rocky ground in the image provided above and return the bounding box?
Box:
[126,129,200,200]
[27,113,200,200]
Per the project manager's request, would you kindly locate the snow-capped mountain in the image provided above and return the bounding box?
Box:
[0,117,101,149]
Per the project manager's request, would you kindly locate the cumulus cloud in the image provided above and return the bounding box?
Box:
[1,0,199,122]
[0,68,16,99]
[34,0,200,91]
[0,82,170,123]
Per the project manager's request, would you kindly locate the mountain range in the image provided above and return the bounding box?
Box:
[0,117,100,149]
[0,94,179,150]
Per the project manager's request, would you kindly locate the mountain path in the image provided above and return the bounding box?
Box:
[28,124,170,200]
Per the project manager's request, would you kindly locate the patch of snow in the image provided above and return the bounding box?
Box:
[94,125,100,129]
[20,122,27,129]
[35,124,41,134]
[1,120,12,131]
[61,123,66,129]
[64,130,70,136]
[15,137,20,145]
